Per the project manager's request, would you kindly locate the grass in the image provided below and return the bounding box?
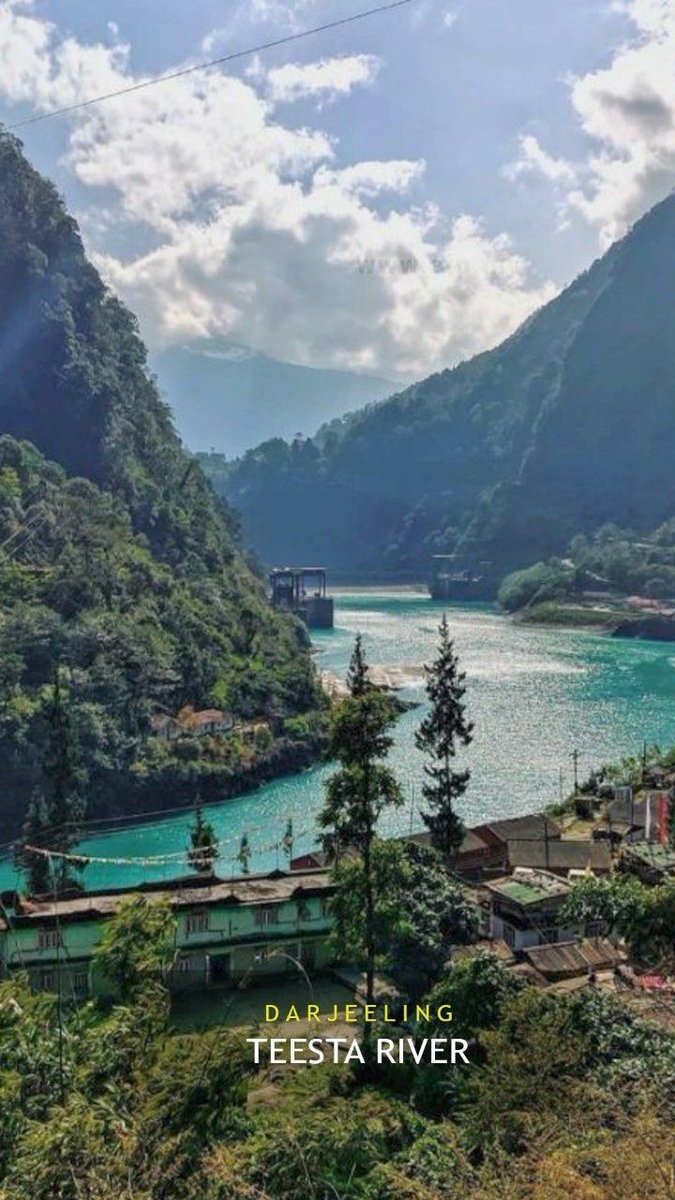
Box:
[518,602,617,628]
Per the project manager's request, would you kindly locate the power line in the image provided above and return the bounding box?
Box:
[7,0,413,132]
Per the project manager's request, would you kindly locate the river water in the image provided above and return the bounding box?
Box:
[6,590,675,891]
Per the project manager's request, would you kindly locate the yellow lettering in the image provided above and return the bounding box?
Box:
[265,1005,280,1023]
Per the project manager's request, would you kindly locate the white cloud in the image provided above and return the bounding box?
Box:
[506,134,577,184]
[0,0,555,380]
[265,54,380,105]
[442,10,459,29]
[315,158,425,196]
[507,0,675,246]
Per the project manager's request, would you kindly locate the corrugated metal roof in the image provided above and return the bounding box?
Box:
[507,839,612,872]
[524,938,624,979]
[14,869,333,924]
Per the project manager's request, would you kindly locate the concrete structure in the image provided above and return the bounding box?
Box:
[428,555,493,601]
[484,868,584,952]
[0,868,334,1000]
[270,567,334,629]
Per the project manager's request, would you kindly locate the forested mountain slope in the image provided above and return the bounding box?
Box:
[0,132,322,837]
[217,191,675,583]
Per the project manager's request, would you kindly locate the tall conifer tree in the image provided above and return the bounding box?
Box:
[416,615,473,857]
[188,799,219,875]
[320,635,402,1007]
[19,671,85,894]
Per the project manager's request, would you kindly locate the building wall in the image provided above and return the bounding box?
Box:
[490,912,580,952]
[3,892,333,999]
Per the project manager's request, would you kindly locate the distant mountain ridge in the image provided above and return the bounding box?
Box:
[152,342,394,457]
[216,191,675,584]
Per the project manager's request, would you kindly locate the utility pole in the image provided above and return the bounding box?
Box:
[571,748,580,793]
[642,739,648,786]
[409,784,415,835]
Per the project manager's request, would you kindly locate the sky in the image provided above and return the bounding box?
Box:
[0,0,673,387]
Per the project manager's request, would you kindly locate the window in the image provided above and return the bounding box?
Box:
[74,972,88,994]
[502,923,516,949]
[255,904,280,927]
[585,920,606,938]
[176,956,192,974]
[186,910,209,935]
[38,929,62,951]
[40,972,55,991]
[538,927,558,945]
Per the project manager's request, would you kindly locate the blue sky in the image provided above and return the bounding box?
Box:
[0,0,672,384]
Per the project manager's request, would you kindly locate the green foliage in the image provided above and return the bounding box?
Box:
[498,560,573,612]
[320,637,403,1006]
[562,874,675,968]
[416,616,473,856]
[500,519,675,614]
[188,800,219,875]
[0,132,324,845]
[331,841,477,1001]
[93,895,176,1001]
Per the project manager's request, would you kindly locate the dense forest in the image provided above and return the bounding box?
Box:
[211,189,675,585]
[0,132,324,838]
[498,521,675,615]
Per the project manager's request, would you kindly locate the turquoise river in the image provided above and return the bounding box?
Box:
[5,589,675,891]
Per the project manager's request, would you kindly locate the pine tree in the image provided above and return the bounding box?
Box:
[416,615,473,857]
[319,636,403,1008]
[18,671,85,895]
[346,633,370,697]
[187,800,219,875]
[15,790,52,896]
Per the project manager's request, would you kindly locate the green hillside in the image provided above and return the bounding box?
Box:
[0,133,323,838]
[216,190,675,586]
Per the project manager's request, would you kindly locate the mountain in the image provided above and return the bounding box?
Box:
[215,191,675,585]
[0,131,324,838]
[151,342,393,457]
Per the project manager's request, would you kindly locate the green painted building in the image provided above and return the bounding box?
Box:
[0,868,334,1000]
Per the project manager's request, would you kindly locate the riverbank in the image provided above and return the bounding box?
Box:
[511,600,675,641]
[6,592,675,892]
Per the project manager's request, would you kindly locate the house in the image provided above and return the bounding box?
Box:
[471,814,563,873]
[290,850,328,871]
[506,838,612,877]
[0,868,334,1000]
[620,842,675,885]
[447,828,511,877]
[150,707,235,740]
[400,815,566,880]
[596,794,649,844]
[522,937,625,983]
[149,713,181,741]
[484,868,582,952]
[179,706,234,736]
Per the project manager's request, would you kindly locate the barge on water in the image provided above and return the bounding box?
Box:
[429,555,493,601]
[270,566,334,629]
